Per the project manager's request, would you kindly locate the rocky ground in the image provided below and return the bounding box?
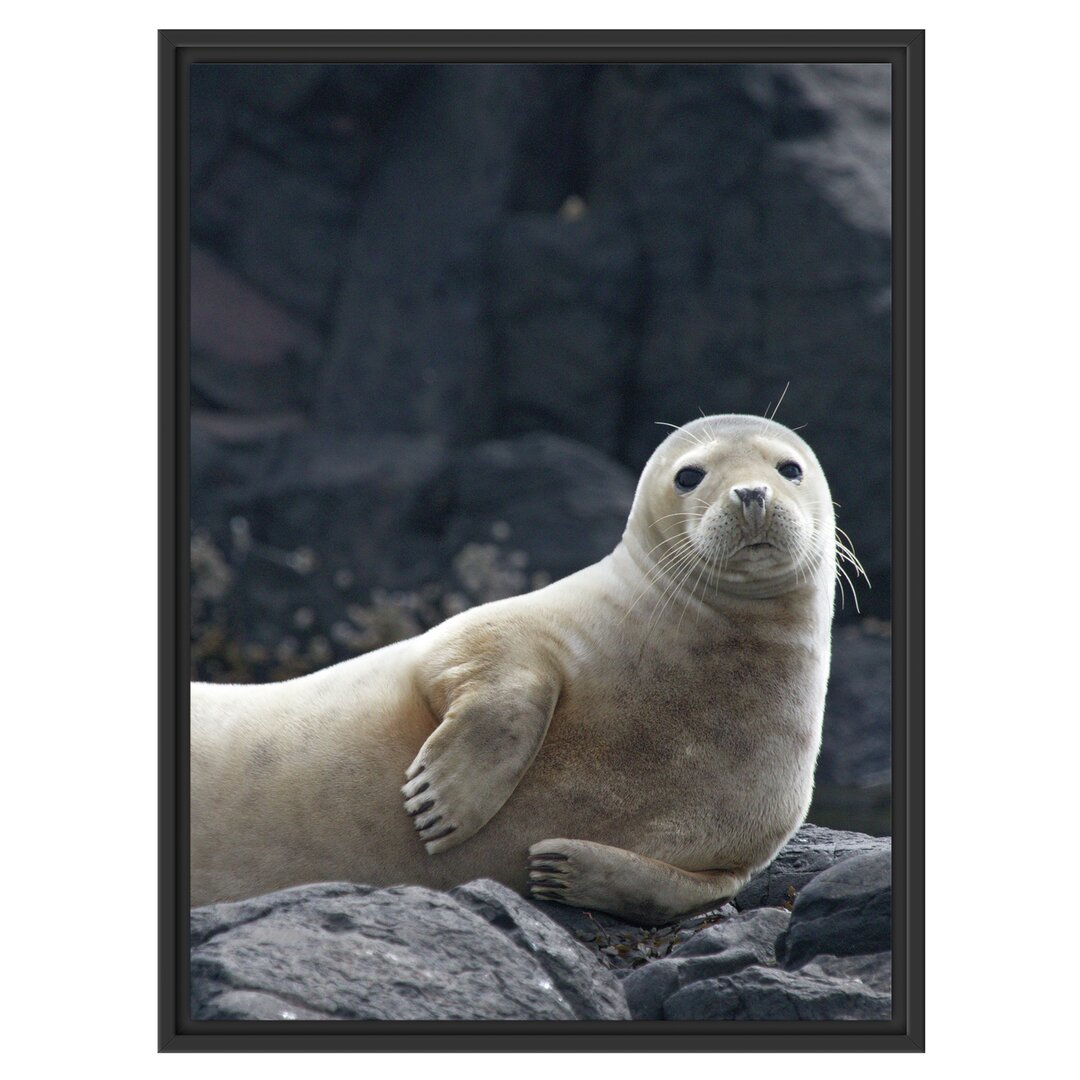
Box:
[190,824,891,1021]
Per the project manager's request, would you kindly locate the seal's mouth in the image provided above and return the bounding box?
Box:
[729,540,783,563]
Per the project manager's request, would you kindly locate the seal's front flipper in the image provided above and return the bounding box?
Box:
[527,838,750,925]
[402,666,560,854]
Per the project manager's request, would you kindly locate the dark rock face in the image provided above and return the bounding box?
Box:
[618,832,893,1020]
[817,622,892,791]
[189,826,891,1022]
[190,63,893,681]
[734,822,890,910]
[448,879,630,1019]
[776,849,892,968]
[532,901,739,973]
[190,880,629,1021]
[661,956,891,1021]
[190,432,635,681]
[622,908,791,1017]
[492,209,643,457]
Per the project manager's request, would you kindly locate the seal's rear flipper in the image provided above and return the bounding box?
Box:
[527,837,749,925]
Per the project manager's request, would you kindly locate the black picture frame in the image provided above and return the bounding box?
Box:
[160,28,924,1052]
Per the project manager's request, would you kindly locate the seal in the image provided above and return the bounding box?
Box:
[191,415,839,922]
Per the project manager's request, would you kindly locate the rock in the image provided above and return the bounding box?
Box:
[662,959,891,1020]
[193,145,356,327]
[189,246,319,409]
[530,901,738,972]
[625,845,892,1019]
[492,210,643,457]
[803,951,893,996]
[190,830,891,1022]
[429,433,637,593]
[189,432,635,681]
[622,908,790,1018]
[810,620,892,834]
[200,64,427,190]
[191,879,629,1021]
[812,617,889,833]
[818,621,892,790]
[189,428,448,669]
[449,879,628,1019]
[735,823,891,910]
[776,849,891,968]
[320,65,594,444]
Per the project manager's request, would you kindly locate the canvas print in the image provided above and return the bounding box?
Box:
[187,62,893,1022]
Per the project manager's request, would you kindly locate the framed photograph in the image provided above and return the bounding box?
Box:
[160,29,924,1051]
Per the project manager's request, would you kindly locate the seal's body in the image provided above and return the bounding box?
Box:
[192,416,836,921]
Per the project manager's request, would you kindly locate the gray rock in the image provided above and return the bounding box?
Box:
[818,622,892,790]
[623,908,790,1018]
[531,901,738,972]
[189,431,634,682]
[321,66,593,445]
[803,951,892,996]
[191,879,629,1021]
[194,990,336,1021]
[735,823,891,910]
[663,961,891,1020]
[776,849,891,968]
[492,210,643,457]
[433,433,636,592]
[449,879,629,1019]
[194,145,355,326]
[189,245,318,384]
[188,828,892,1023]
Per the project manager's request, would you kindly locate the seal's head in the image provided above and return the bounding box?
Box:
[625,415,837,600]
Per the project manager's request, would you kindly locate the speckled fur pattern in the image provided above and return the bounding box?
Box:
[191,415,836,921]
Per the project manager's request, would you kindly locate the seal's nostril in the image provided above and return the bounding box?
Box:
[734,486,768,508]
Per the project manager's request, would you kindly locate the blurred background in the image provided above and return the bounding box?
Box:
[189,62,892,835]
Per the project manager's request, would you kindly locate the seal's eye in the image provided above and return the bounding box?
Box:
[777,461,803,482]
[675,467,706,491]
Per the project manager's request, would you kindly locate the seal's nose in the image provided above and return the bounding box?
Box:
[733,486,768,509]
[731,485,770,529]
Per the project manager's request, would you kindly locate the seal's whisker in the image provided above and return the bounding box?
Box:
[619,539,698,623]
[833,527,868,583]
[837,567,849,611]
[655,553,704,639]
[631,542,697,597]
[638,559,697,647]
[695,543,719,628]
[647,511,707,528]
[790,532,812,588]
[837,545,869,583]
[642,544,703,643]
[836,562,863,614]
[628,538,697,583]
[649,532,704,568]
[641,530,698,559]
[768,381,791,422]
[677,553,711,637]
[835,524,856,547]
[654,421,707,448]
